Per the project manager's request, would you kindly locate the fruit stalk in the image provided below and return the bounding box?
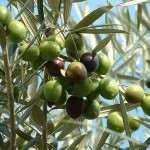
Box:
[42,71,48,150]
[2,45,16,149]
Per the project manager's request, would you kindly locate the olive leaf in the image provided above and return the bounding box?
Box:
[119,92,133,149]
[73,5,113,29]
[92,34,113,54]
[73,28,129,34]
[31,105,45,126]
[64,0,73,26]
[96,131,110,150]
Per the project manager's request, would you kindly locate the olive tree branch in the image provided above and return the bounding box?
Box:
[42,71,48,150]
[2,45,16,149]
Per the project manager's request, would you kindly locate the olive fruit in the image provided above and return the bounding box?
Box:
[98,78,119,100]
[30,57,45,70]
[39,41,61,61]
[67,77,93,97]
[128,115,140,131]
[45,58,64,76]
[95,52,111,75]
[145,78,150,88]
[66,61,87,83]
[46,35,64,50]
[107,111,124,133]
[18,44,40,62]
[66,33,84,52]
[83,100,100,120]
[125,85,145,103]
[0,6,12,26]
[7,20,27,43]
[44,80,62,102]
[86,79,100,101]
[66,96,86,119]
[142,96,150,116]
[80,52,99,72]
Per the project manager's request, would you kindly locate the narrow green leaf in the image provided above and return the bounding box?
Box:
[135,119,150,129]
[105,143,124,150]
[64,0,73,26]
[73,6,113,29]
[73,28,129,34]
[99,103,141,118]
[20,0,34,12]
[21,134,41,150]
[47,0,61,13]
[16,1,38,39]
[14,0,31,19]
[140,17,150,31]
[137,4,142,30]
[92,34,113,54]
[17,106,33,125]
[96,131,110,150]
[54,115,70,131]
[67,134,87,150]
[31,105,45,126]
[17,85,45,114]
[118,0,148,7]
[78,131,92,149]
[119,92,133,149]
[139,137,150,150]
[57,123,79,140]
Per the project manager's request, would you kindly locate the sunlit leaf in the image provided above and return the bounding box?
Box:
[21,134,41,150]
[92,34,113,54]
[17,106,33,125]
[73,6,113,29]
[96,131,110,150]
[118,0,148,6]
[73,28,129,34]
[47,0,61,13]
[64,0,73,26]
[119,92,133,148]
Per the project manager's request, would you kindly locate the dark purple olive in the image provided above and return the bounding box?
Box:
[45,58,64,76]
[80,52,99,72]
[146,78,150,88]
[66,96,86,119]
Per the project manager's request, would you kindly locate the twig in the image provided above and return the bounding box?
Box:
[2,45,16,149]
[42,71,48,150]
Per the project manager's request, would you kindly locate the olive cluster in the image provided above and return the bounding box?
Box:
[39,33,117,120]
[1,6,150,134]
[0,6,27,43]
[16,27,150,123]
